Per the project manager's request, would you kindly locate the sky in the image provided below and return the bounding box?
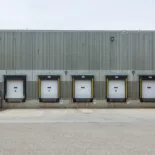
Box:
[0,0,154,30]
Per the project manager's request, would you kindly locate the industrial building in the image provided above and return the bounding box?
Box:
[0,30,155,108]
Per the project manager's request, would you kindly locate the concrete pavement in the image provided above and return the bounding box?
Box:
[0,109,155,154]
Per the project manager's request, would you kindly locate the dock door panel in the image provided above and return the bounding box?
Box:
[72,75,94,102]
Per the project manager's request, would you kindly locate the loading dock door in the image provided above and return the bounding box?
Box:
[75,80,91,98]
[41,80,58,99]
[108,80,125,98]
[142,80,155,98]
[6,80,24,99]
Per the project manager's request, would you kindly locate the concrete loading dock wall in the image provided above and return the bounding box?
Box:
[0,30,155,108]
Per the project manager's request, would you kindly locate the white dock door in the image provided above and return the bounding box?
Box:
[142,80,155,98]
[6,80,24,99]
[75,80,91,98]
[41,80,58,98]
[108,80,125,98]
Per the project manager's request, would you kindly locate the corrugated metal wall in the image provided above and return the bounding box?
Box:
[0,30,155,100]
[0,30,155,70]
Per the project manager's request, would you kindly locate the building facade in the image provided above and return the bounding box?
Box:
[0,30,155,107]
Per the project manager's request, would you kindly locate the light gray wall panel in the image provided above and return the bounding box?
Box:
[27,81,34,99]
[5,32,14,70]
[70,32,79,70]
[61,81,71,99]
[94,81,104,100]
[0,32,5,70]
[49,32,64,70]
[0,30,155,71]
[0,83,2,92]
[153,32,155,70]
